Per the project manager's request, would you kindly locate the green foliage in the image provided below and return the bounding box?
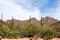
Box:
[43,35,50,40]
[51,24,60,38]
[0,20,58,39]
[0,24,10,38]
[37,25,56,38]
[19,23,38,37]
[41,25,56,40]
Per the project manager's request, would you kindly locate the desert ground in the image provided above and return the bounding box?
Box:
[1,38,60,40]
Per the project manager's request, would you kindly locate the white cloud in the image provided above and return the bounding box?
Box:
[40,0,60,20]
[53,0,60,20]
[0,0,41,21]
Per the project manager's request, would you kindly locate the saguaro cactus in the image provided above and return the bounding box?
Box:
[41,16,43,25]
[29,16,31,24]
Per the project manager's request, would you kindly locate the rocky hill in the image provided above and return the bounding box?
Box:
[41,17,59,25]
[5,17,60,27]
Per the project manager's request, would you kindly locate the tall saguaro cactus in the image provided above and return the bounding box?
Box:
[11,16,14,26]
[41,16,43,25]
[29,16,31,25]
[9,16,14,29]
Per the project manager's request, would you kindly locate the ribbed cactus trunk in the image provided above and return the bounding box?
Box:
[41,16,43,25]
[11,16,14,26]
[10,16,14,29]
[29,16,31,25]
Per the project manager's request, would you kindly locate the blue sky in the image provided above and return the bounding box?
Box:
[0,0,60,21]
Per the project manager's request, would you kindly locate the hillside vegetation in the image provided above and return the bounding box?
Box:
[0,17,60,40]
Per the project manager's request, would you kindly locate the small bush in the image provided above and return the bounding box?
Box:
[20,24,38,37]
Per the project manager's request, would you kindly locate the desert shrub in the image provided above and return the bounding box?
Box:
[51,25,60,38]
[41,25,56,40]
[19,23,38,37]
[37,25,56,40]
[0,20,57,39]
[0,24,10,38]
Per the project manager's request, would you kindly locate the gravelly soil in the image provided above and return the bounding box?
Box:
[1,38,60,40]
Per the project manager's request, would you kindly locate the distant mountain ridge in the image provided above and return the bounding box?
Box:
[41,17,59,25]
[5,17,59,26]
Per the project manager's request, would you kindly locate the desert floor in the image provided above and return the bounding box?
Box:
[1,38,60,40]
